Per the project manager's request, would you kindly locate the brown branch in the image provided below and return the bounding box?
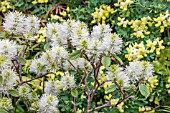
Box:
[87,83,140,113]
[73,98,76,113]
[22,40,29,57]
[17,72,54,86]
[114,81,126,99]
[13,57,23,82]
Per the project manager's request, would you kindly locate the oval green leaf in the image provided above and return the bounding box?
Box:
[101,56,111,68]
[69,50,81,60]
[106,85,116,93]
[8,89,19,97]
[139,84,150,98]
[71,89,78,98]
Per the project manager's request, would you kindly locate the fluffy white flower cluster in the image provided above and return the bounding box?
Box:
[44,80,60,95]
[46,20,89,47]
[60,73,75,89]
[3,11,40,38]
[30,46,69,74]
[107,60,154,87]
[126,60,154,82]
[18,85,31,97]
[0,69,17,94]
[0,40,20,93]
[0,40,19,70]
[31,94,59,113]
[108,65,129,87]
[0,97,13,110]
[46,20,123,62]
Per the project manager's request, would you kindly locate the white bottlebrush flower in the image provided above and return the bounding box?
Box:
[0,97,13,110]
[51,46,68,60]
[142,61,154,79]
[0,55,12,71]
[108,65,130,87]
[126,60,154,83]
[40,46,68,72]
[70,22,89,47]
[3,11,25,34]
[27,92,40,101]
[0,69,17,93]
[44,80,60,95]
[125,60,144,82]
[18,85,31,97]
[0,39,19,58]
[60,73,75,89]
[40,50,58,72]
[30,58,48,75]
[91,24,112,40]
[110,33,123,54]
[87,24,123,58]
[38,94,59,113]
[46,21,71,47]
[24,15,40,34]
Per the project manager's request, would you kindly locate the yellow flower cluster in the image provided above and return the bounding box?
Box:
[154,10,170,33]
[125,39,165,61]
[129,17,152,38]
[50,14,64,22]
[146,38,165,56]
[110,99,124,112]
[138,106,155,113]
[117,102,124,112]
[34,27,46,43]
[125,41,147,61]
[166,76,170,94]
[146,76,159,92]
[114,0,134,11]
[91,5,115,24]
[32,0,48,4]
[0,0,14,12]
[117,17,129,28]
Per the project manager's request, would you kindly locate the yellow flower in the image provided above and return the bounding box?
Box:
[117,102,124,112]
[154,97,160,105]
[66,7,70,12]
[160,26,164,32]
[149,96,154,102]
[139,107,145,112]
[32,1,37,4]
[110,98,119,105]
[97,99,103,105]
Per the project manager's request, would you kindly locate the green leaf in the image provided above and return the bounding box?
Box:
[139,84,150,98]
[8,89,19,97]
[101,57,111,68]
[71,89,78,97]
[113,55,123,65]
[18,56,26,65]
[0,32,6,39]
[44,43,51,50]
[106,85,116,93]
[69,50,81,60]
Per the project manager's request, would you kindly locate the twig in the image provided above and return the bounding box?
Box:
[73,98,76,113]
[22,40,29,57]
[114,81,126,99]
[17,72,54,86]
[87,82,140,113]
